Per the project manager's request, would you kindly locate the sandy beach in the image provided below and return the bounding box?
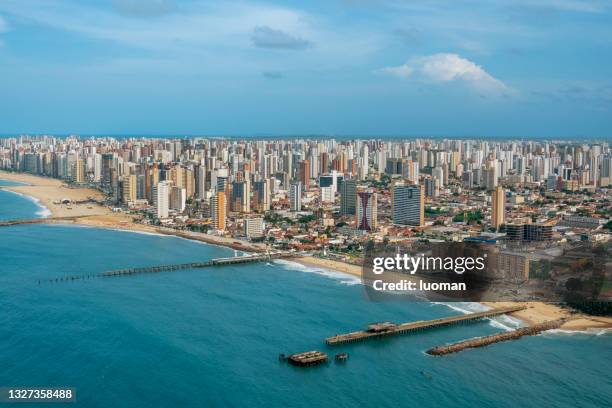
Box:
[0,171,269,253]
[2,170,610,332]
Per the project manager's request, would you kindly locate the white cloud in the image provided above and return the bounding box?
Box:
[381,53,512,96]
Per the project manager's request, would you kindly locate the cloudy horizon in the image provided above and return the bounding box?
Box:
[0,0,610,137]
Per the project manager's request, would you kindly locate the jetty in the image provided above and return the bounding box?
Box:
[43,252,295,283]
[325,306,526,345]
[0,216,89,227]
[287,351,328,367]
[427,319,566,355]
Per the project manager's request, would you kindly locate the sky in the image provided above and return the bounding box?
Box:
[0,0,611,138]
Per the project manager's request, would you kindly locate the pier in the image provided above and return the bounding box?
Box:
[426,318,566,355]
[0,216,89,227]
[43,252,296,283]
[325,306,527,345]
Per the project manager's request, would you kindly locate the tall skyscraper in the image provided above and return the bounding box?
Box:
[484,166,498,190]
[392,184,424,226]
[424,177,437,197]
[211,191,226,231]
[356,190,377,231]
[491,186,505,231]
[101,153,114,189]
[253,179,271,212]
[153,181,171,219]
[122,174,137,204]
[231,181,250,213]
[289,182,302,212]
[170,186,186,212]
[298,160,310,189]
[340,179,357,215]
[72,159,85,184]
[196,165,207,199]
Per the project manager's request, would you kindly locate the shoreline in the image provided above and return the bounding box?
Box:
[2,170,611,333]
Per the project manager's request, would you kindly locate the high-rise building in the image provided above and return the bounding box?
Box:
[170,186,186,212]
[72,159,85,184]
[244,217,264,238]
[101,153,114,188]
[196,165,207,199]
[231,181,250,213]
[491,186,505,231]
[424,177,437,197]
[122,174,137,204]
[211,191,226,231]
[253,179,271,212]
[319,175,334,188]
[432,166,444,188]
[299,160,310,189]
[484,167,498,190]
[289,182,302,212]
[356,190,377,231]
[153,181,171,219]
[320,186,334,203]
[340,179,357,215]
[506,221,553,241]
[392,184,424,226]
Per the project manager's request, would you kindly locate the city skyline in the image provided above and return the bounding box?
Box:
[1,3,610,406]
[0,0,611,137]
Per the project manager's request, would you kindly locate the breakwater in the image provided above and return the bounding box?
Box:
[426,319,566,355]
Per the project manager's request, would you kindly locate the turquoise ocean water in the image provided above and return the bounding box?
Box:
[0,179,51,220]
[0,186,610,407]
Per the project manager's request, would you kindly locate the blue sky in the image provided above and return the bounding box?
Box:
[0,0,611,137]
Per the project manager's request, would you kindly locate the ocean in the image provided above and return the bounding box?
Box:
[0,186,610,408]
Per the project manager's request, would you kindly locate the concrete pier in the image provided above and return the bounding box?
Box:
[325,306,527,345]
[0,216,89,227]
[44,252,296,283]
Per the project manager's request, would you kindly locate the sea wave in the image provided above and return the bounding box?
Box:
[273,259,362,286]
[431,301,523,331]
[545,328,611,336]
[2,188,51,218]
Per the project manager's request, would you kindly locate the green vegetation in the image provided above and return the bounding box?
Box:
[529,260,551,280]
[264,212,295,225]
[425,207,447,216]
[452,210,483,223]
[298,214,316,224]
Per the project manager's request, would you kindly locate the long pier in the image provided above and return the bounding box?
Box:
[325,306,527,345]
[426,318,566,355]
[0,216,89,227]
[43,252,295,283]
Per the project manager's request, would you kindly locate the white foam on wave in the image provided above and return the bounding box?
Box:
[273,259,362,286]
[545,328,611,336]
[2,188,51,218]
[119,229,167,237]
[431,301,523,331]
